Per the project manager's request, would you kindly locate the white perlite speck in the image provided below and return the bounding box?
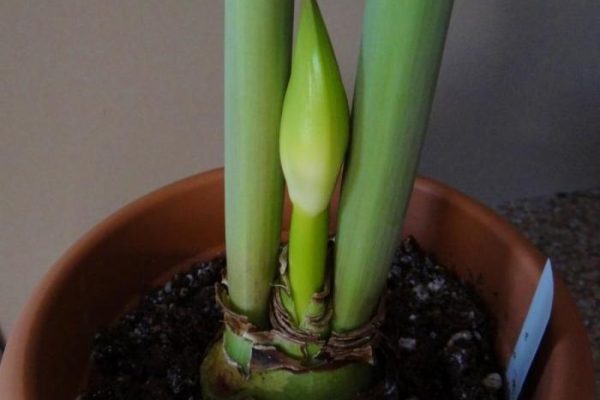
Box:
[446,330,473,348]
[413,284,429,301]
[398,337,417,351]
[482,372,503,390]
[427,277,445,291]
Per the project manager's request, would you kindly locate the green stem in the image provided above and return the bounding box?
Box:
[288,206,328,324]
[224,0,293,330]
[278,0,348,335]
[333,0,454,332]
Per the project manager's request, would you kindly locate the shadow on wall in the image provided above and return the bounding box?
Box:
[422,1,600,204]
[0,326,4,361]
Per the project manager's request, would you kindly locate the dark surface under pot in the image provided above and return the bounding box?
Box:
[498,187,600,394]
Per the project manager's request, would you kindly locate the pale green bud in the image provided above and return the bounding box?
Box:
[279,0,349,215]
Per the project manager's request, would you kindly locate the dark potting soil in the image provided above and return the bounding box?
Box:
[80,237,503,400]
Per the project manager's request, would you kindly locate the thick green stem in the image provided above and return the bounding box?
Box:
[224,0,293,330]
[288,206,328,324]
[333,0,454,332]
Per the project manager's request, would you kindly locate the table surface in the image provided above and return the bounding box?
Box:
[497,188,600,394]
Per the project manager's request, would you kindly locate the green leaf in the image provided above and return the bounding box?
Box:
[333,0,454,332]
[224,0,293,331]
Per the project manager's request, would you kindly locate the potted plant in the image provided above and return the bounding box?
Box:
[0,1,595,399]
[201,0,465,398]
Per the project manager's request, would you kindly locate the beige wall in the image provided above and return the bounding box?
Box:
[1,1,599,334]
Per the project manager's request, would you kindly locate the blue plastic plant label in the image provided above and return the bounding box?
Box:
[505,259,554,400]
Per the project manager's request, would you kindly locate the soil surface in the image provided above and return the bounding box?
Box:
[80,237,503,400]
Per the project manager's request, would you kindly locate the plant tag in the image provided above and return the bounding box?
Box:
[505,259,554,400]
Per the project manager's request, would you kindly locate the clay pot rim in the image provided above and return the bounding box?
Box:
[0,170,217,397]
[0,169,594,399]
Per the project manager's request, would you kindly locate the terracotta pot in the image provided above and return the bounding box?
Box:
[0,169,594,399]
